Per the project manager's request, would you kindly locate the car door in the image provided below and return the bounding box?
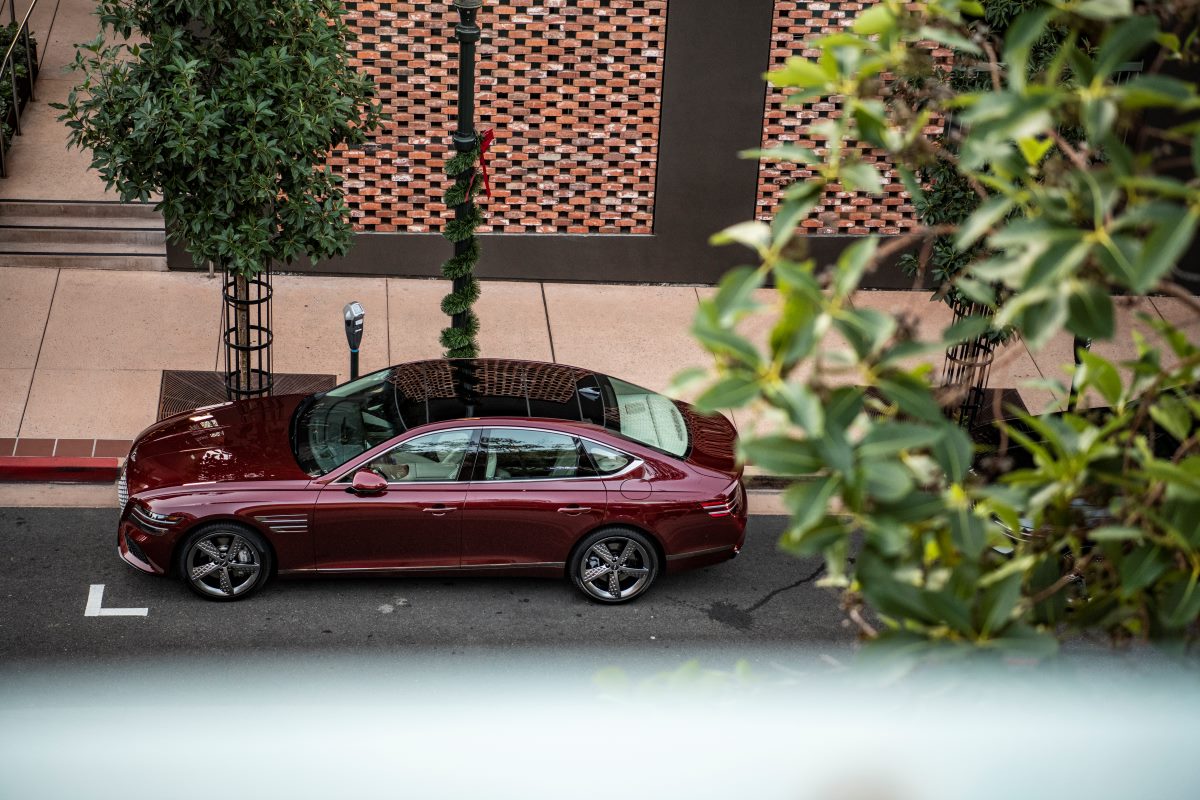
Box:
[313,428,479,571]
[459,427,608,568]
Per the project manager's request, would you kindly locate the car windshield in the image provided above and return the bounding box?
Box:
[292,367,406,476]
[290,361,693,475]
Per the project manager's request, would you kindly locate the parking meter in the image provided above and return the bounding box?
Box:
[344,302,365,380]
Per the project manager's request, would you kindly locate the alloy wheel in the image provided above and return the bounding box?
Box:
[578,536,653,601]
[185,532,262,598]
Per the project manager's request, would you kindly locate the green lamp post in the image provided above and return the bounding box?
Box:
[440,0,487,358]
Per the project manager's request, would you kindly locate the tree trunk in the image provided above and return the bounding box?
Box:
[235,272,252,395]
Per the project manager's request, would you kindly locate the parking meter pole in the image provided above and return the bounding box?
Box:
[450,0,483,331]
[344,302,365,382]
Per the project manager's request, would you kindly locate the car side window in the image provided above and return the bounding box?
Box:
[482,428,588,481]
[582,440,634,475]
[355,430,475,483]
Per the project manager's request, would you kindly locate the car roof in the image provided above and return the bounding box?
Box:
[384,358,614,430]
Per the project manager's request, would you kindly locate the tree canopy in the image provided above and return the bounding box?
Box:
[57,0,383,275]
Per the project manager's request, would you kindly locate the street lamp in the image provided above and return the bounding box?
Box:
[449,0,483,334]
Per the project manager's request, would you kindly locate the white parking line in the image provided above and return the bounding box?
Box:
[84,584,148,617]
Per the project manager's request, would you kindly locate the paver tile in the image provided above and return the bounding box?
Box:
[271,274,390,382]
[0,267,58,369]
[0,368,32,438]
[387,279,455,363]
[545,283,708,394]
[19,369,161,440]
[38,271,219,371]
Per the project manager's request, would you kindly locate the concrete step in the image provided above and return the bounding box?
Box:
[0,215,165,230]
[0,200,168,270]
[0,200,162,221]
[0,253,167,270]
[0,226,166,247]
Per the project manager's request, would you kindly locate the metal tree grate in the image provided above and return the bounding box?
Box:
[222,268,273,399]
[158,370,336,421]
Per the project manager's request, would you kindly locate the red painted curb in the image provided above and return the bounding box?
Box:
[0,456,121,483]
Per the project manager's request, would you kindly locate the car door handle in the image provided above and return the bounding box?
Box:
[422,505,457,515]
[557,506,592,515]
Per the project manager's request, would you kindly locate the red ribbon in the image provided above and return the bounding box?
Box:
[468,129,495,200]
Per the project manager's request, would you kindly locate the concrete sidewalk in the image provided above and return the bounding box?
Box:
[1,264,1196,465]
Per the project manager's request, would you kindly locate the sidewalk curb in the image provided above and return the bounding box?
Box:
[0,457,121,483]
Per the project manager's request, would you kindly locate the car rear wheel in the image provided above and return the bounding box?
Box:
[570,528,658,604]
[178,525,272,601]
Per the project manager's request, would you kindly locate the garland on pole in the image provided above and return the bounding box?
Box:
[439,143,486,358]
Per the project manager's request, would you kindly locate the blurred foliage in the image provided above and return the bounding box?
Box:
[54,0,383,277]
[688,0,1200,658]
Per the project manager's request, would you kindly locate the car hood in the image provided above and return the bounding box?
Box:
[125,394,310,494]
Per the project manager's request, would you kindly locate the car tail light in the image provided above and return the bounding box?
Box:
[701,483,744,518]
[701,498,736,518]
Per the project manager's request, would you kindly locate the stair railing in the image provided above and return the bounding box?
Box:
[0,0,40,178]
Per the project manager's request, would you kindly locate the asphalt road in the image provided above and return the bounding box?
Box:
[0,507,854,671]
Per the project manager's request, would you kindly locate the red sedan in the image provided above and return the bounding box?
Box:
[117,359,746,603]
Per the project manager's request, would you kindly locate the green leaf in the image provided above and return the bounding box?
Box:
[710,221,770,254]
[863,459,913,502]
[692,311,762,367]
[932,425,973,483]
[879,374,943,423]
[1074,0,1133,22]
[1076,349,1122,408]
[1119,545,1167,594]
[772,185,821,249]
[1003,9,1053,92]
[739,435,823,476]
[1135,206,1198,294]
[1149,395,1193,443]
[956,196,1014,251]
[859,422,943,460]
[770,57,832,89]
[840,161,884,194]
[916,25,982,56]
[978,571,1023,637]
[833,307,896,359]
[711,266,765,325]
[782,475,841,538]
[1066,282,1114,340]
[779,518,845,558]
[770,382,824,435]
[741,145,819,163]
[1017,136,1053,166]
[852,3,896,36]
[834,237,878,299]
[1089,525,1144,542]
[694,374,761,412]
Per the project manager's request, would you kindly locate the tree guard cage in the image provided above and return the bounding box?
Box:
[941,295,996,430]
[222,268,273,400]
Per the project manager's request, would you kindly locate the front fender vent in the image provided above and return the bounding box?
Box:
[254,514,309,534]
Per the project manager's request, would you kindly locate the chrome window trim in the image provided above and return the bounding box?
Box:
[479,426,641,484]
[329,424,643,486]
[332,428,480,486]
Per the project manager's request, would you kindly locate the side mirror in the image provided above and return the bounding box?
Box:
[348,469,388,495]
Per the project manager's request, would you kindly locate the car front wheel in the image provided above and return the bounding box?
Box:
[570,528,659,604]
[178,525,272,601]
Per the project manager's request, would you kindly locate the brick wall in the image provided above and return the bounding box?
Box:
[335,0,668,235]
[756,0,945,235]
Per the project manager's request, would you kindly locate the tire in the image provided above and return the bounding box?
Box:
[178,524,273,602]
[570,527,659,604]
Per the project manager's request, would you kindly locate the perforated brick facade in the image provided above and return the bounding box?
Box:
[334,0,667,235]
[756,0,946,235]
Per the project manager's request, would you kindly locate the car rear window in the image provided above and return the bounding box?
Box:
[603,378,689,457]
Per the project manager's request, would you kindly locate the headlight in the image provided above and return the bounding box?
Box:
[129,502,182,535]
